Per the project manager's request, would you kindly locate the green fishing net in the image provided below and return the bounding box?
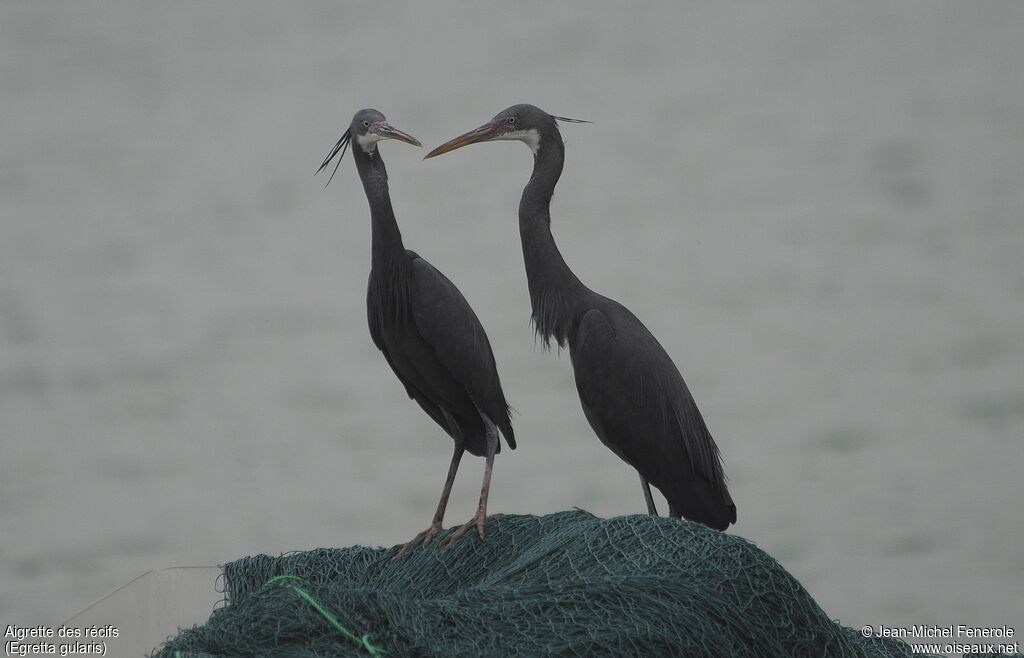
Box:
[151,510,952,657]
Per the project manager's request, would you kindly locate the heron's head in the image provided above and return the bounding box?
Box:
[317,108,421,186]
[425,104,588,160]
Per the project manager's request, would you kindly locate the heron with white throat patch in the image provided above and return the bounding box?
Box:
[426,104,735,530]
[319,109,516,556]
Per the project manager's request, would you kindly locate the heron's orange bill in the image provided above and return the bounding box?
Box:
[374,123,422,147]
[424,123,499,159]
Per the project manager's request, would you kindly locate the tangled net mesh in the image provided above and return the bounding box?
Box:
[151,510,952,658]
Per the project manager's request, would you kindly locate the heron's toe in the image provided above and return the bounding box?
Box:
[392,522,444,560]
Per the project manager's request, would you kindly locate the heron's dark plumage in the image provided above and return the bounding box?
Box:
[368,254,514,456]
[572,302,734,529]
[321,109,514,551]
[429,104,735,530]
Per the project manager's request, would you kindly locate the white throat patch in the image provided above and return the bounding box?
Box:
[356,132,384,153]
[495,128,541,154]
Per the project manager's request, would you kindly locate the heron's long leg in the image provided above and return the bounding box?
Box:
[445,422,499,547]
[640,475,659,516]
[393,444,464,559]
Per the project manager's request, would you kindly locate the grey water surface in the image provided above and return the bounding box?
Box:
[2,1,1022,639]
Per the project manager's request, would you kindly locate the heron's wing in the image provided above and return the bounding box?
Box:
[367,270,416,398]
[407,254,515,448]
[366,269,454,433]
[572,307,723,487]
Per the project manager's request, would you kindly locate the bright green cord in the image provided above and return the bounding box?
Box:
[262,575,386,656]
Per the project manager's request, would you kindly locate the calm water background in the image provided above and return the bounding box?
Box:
[2,1,1022,636]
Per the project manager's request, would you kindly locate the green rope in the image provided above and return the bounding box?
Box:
[262,575,386,656]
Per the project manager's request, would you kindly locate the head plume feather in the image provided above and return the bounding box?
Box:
[316,128,352,188]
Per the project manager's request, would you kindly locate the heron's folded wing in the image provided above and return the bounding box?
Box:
[407,254,515,448]
[573,307,722,486]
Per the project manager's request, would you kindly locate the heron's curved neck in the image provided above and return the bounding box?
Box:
[519,133,589,347]
[353,146,405,269]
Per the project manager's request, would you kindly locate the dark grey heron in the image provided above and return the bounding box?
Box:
[318,109,515,555]
[425,104,735,530]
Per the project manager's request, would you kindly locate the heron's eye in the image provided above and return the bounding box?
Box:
[507,116,516,124]
[362,120,370,127]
